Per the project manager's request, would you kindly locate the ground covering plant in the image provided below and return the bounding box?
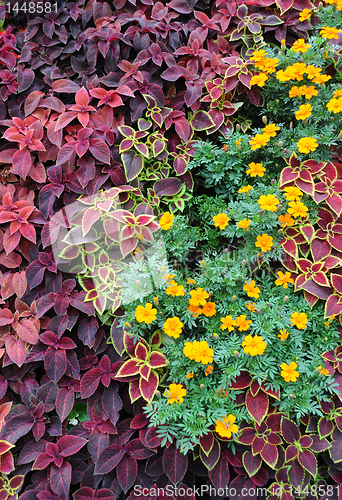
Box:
[1,0,342,499]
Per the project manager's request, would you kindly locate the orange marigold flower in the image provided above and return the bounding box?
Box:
[189,288,209,307]
[166,280,186,297]
[191,340,214,364]
[235,315,252,331]
[202,301,217,317]
[237,218,251,229]
[283,186,303,201]
[242,334,266,356]
[215,414,239,438]
[313,74,332,84]
[301,85,318,99]
[298,9,312,22]
[205,365,213,376]
[278,329,289,341]
[258,194,279,212]
[165,383,186,404]
[243,280,260,299]
[327,97,342,113]
[292,39,311,53]
[246,162,266,177]
[262,123,280,137]
[250,73,269,87]
[275,271,294,288]
[186,372,193,379]
[213,213,229,230]
[320,26,341,39]
[297,137,318,154]
[280,362,299,382]
[246,302,257,312]
[255,234,273,252]
[249,134,270,150]
[238,185,253,194]
[295,103,312,120]
[305,65,322,80]
[159,212,174,230]
[187,303,202,318]
[163,317,184,338]
[220,315,236,332]
[278,213,295,227]
[290,311,308,330]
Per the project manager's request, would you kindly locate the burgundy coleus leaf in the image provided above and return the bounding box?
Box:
[242,450,262,477]
[200,438,220,471]
[281,417,300,444]
[162,443,187,484]
[245,389,269,425]
[74,487,116,500]
[80,355,118,398]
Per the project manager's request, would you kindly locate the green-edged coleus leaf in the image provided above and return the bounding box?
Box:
[147,351,167,369]
[129,379,141,403]
[139,370,159,403]
[200,438,220,471]
[298,450,317,477]
[260,443,278,469]
[115,359,142,378]
[281,418,300,444]
[199,432,214,456]
[135,342,149,361]
[242,450,262,477]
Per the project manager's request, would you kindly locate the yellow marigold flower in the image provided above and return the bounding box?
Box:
[202,301,216,317]
[213,213,229,230]
[189,288,209,307]
[301,85,318,99]
[297,137,318,154]
[187,278,195,284]
[220,315,236,332]
[238,185,253,194]
[313,74,332,84]
[295,103,312,120]
[249,134,270,150]
[276,69,291,82]
[163,273,176,283]
[333,89,342,98]
[242,334,267,356]
[286,62,306,81]
[243,280,260,299]
[289,86,304,98]
[275,271,294,288]
[186,372,193,379]
[278,329,289,341]
[205,365,213,376]
[305,65,322,80]
[192,340,214,364]
[235,138,241,148]
[255,233,273,252]
[258,57,279,74]
[135,303,157,324]
[262,123,280,137]
[187,303,202,318]
[215,415,239,438]
[287,201,308,218]
[290,311,308,330]
[280,362,299,382]
[320,26,341,39]
[183,341,195,359]
[166,280,186,297]
[250,73,268,87]
[163,317,184,339]
[246,162,266,177]
[278,213,295,227]
[237,219,251,229]
[298,9,312,21]
[250,49,268,63]
[235,315,252,331]
[159,211,174,230]
[283,186,303,201]
[246,302,257,312]
[165,383,186,404]
[292,39,311,53]
[327,97,342,113]
[317,366,330,376]
[258,194,279,212]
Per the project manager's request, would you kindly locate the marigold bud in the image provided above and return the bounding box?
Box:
[289,394,294,400]
[257,309,261,315]
[200,384,205,390]
[324,337,328,341]
[277,204,282,210]
[232,295,236,301]
[155,390,161,398]
[200,260,206,268]
[262,115,268,125]
[136,280,141,286]
[233,350,239,358]
[271,179,275,184]
[241,259,246,267]
[209,291,213,297]
[266,302,270,307]
[283,296,289,303]
[289,121,293,131]
[236,124,240,131]
[213,333,219,339]
[278,141,283,148]
[258,210,263,215]
[125,322,131,327]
